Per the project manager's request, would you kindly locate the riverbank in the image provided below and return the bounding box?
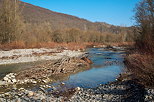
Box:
[123,50,154,101]
[0,78,153,102]
[0,49,92,88]
[0,48,88,65]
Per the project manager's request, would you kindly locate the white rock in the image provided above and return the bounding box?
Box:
[3,77,9,81]
[7,80,12,83]
[12,79,17,83]
[76,87,81,91]
[32,81,37,84]
[27,91,34,97]
[61,82,65,85]
[42,80,47,83]
[0,81,6,85]
[19,88,25,91]
[42,78,51,83]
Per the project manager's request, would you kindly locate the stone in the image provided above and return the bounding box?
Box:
[0,98,4,102]
[76,87,81,91]
[42,80,47,83]
[61,82,65,85]
[19,88,25,91]
[3,77,9,81]
[40,95,46,100]
[39,87,46,93]
[4,93,10,96]
[42,78,50,83]
[7,80,12,83]
[12,79,17,83]
[27,91,34,97]
[52,86,56,90]
[0,81,6,86]
[32,81,37,84]
[16,98,21,102]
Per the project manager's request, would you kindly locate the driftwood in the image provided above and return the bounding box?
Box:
[16,56,91,80]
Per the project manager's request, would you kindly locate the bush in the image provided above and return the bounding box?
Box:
[125,54,154,87]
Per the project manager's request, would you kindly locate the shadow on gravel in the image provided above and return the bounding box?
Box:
[122,80,145,102]
[93,80,145,102]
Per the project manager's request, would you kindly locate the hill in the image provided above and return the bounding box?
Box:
[0,0,128,34]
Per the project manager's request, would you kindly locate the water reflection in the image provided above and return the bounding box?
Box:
[50,48,125,88]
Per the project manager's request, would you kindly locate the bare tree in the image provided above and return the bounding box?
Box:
[135,0,154,52]
[0,0,24,44]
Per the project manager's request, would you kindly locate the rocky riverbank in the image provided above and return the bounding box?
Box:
[0,72,153,102]
[0,48,92,93]
[0,56,91,88]
[0,79,153,102]
[0,48,86,65]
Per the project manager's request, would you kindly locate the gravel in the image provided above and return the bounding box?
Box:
[0,48,85,65]
[0,80,152,102]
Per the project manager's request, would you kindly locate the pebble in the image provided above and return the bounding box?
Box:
[12,79,17,83]
[27,91,34,97]
[75,87,81,91]
[32,81,37,84]
[61,82,65,85]
[3,77,9,81]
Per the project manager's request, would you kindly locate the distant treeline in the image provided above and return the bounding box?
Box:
[0,0,135,46]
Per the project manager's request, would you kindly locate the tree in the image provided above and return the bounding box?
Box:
[0,0,24,44]
[135,0,154,52]
[51,30,64,43]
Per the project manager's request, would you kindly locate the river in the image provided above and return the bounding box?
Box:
[50,47,125,89]
[0,47,125,89]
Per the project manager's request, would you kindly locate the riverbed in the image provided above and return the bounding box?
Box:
[49,47,125,89]
[0,47,125,89]
[0,48,153,102]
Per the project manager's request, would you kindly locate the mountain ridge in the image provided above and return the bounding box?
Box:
[0,0,130,34]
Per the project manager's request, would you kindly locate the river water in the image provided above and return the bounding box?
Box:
[0,48,125,89]
[50,48,125,89]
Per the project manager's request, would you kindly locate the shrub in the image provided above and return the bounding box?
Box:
[125,54,154,87]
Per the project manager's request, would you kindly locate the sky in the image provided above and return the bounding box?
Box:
[21,0,140,27]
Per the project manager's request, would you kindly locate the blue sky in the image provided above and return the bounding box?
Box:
[21,0,140,26]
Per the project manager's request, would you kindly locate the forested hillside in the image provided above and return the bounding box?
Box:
[0,0,135,48]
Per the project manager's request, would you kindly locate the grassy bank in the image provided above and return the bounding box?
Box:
[125,52,154,88]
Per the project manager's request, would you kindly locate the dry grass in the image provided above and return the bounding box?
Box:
[0,42,96,51]
[0,41,26,50]
[0,41,134,51]
[135,40,154,54]
[125,53,154,87]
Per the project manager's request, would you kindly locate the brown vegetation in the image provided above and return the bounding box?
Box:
[0,0,135,50]
[125,0,154,87]
[0,0,25,44]
[125,54,154,87]
[134,0,154,53]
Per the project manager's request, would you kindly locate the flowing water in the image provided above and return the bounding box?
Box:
[0,48,125,88]
[50,47,125,88]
